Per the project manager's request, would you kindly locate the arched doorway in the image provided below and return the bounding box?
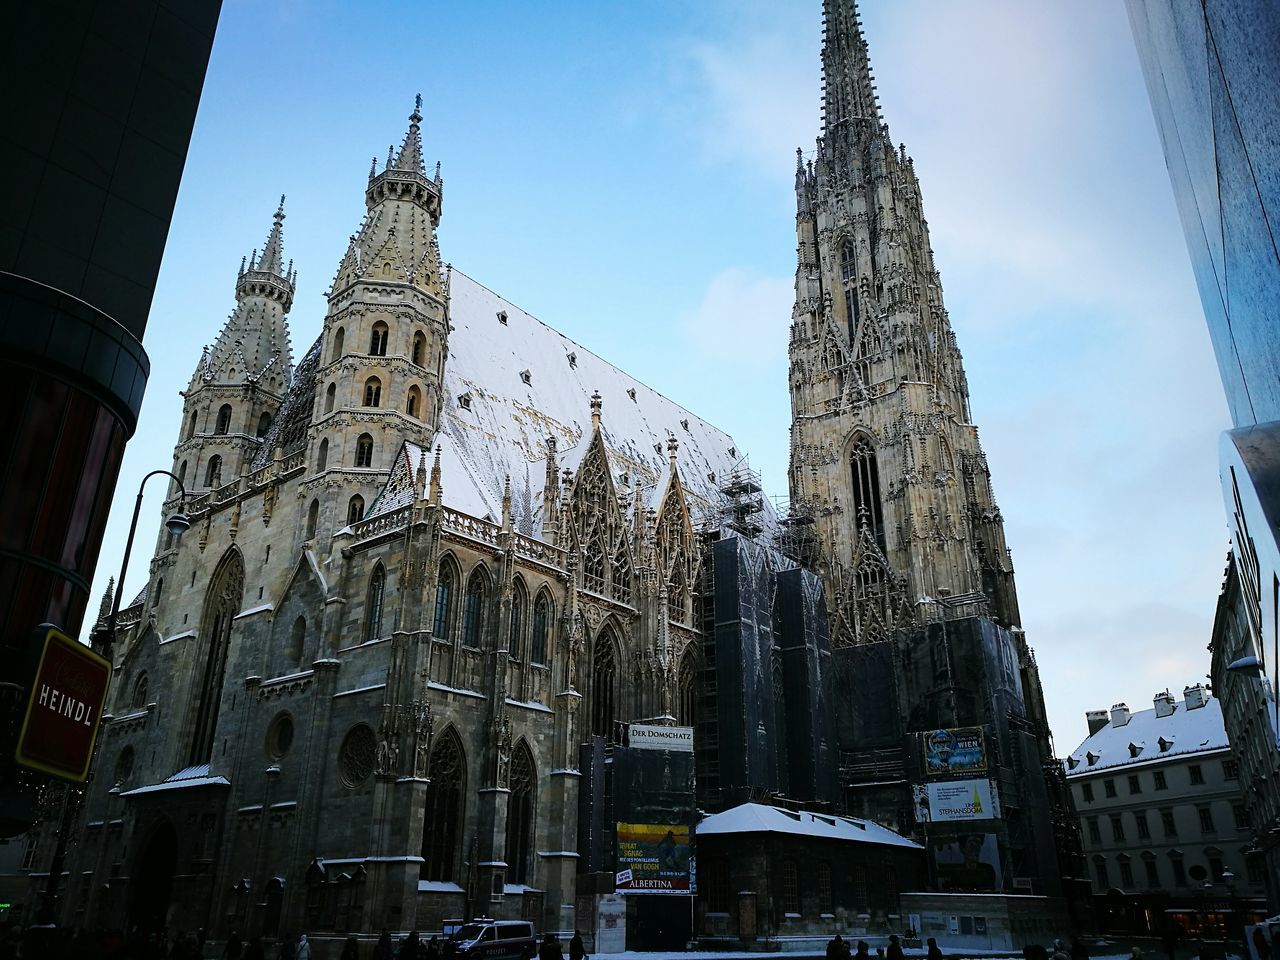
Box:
[129,820,177,932]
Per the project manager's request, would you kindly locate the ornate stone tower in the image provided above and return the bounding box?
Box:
[788,0,1018,646]
[176,198,296,496]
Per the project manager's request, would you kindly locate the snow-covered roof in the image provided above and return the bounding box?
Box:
[439,270,768,535]
[1065,694,1229,776]
[696,802,922,850]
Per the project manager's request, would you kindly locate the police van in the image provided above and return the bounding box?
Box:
[448,919,537,959]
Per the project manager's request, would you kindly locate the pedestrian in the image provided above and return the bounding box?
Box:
[538,932,563,960]
[828,935,845,959]
[398,931,420,960]
[425,935,441,960]
[340,935,360,960]
[927,937,944,960]
[1053,940,1070,960]
[296,933,312,960]
[569,930,585,960]
[374,931,394,960]
[1071,937,1089,960]
[888,935,904,960]
[854,941,869,960]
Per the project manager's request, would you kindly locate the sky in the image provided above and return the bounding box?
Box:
[91,0,1232,753]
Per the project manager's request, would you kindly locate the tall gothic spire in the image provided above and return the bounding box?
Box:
[392,94,427,175]
[253,194,288,276]
[821,0,881,138]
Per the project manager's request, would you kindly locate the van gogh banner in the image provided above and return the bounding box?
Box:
[615,822,692,892]
[922,727,987,777]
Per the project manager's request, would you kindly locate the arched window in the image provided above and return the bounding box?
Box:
[407,386,421,419]
[185,411,197,440]
[509,578,527,658]
[332,326,345,361]
[506,742,535,885]
[316,438,328,472]
[204,455,222,489]
[421,730,465,882]
[347,495,365,526]
[306,499,319,539]
[531,593,551,665]
[591,627,618,740]
[132,672,149,709]
[613,549,632,605]
[365,565,386,642]
[462,568,488,649]
[287,616,306,662]
[363,377,382,408]
[667,567,687,624]
[256,412,272,438]
[151,578,163,608]
[677,648,698,727]
[369,322,389,357]
[840,240,856,282]
[176,460,188,492]
[215,404,232,435]
[411,331,427,366]
[583,533,605,593]
[434,561,456,639]
[355,434,374,468]
[190,549,244,764]
[850,437,885,552]
[324,382,336,414]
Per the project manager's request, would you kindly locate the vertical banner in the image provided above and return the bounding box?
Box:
[614,724,696,895]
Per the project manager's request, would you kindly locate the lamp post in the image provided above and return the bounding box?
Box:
[34,469,189,927]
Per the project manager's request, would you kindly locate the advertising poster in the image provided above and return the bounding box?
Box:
[615,822,692,892]
[926,779,999,822]
[933,834,1002,891]
[923,727,987,777]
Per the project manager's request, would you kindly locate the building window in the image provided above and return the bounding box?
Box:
[1081,783,1094,803]
[369,322,388,356]
[849,437,885,552]
[591,627,618,740]
[1249,858,1266,884]
[840,240,856,282]
[509,578,527,658]
[215,404,232,435]
[531,593,550,665]
[190,550,244,765]
[1143,856,1160,888]
[1128,774,1142,795]
[1110,814,1126,842]
[1189,764,1204,785]
[407,386,421,419]
[113,745,134,783]
[1104,779,1117,798]
[317,438,328,472]
[1087,817,1101,844]
[205,455,223,488]
[412,331,427,366]
[267,712,294,759]
[347,495,365,526]
[131,672,149,709]
[1233,803,1249,830]
[433,564,455,640]
[1208,851,1225,879]
[256,412,272,438]
[506,742,535,885]
[21,833,39,871]
[325,382,336,413]
[306,499,319,539]
[462,568,488,649]
[852,865,869,911]
[677,649,697,728]
[287,616,305,662]
[421,730,465,882]
[1161,809,1177,838]
[185,411,198,440]
[1170,855,1186,886]
[1154,770,1168,790]
[363,377,382,408]
[355,434,374,468]
[781,859,800,914]
[817,862,833,913]
[1198,806,1216,834]
[1223,759,1240,780]
[706,859,731,913]
[365,565,386,643]
[1094,858,1109,889]
[1119,858,1134,888]
[332,326,345,361]
[1135,811,1150,840]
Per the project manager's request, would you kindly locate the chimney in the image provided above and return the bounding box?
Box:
[1154,690,1176,718]
[1184,683,1208,710]
[1110,703,1131,727]
[1086,709,1110,736]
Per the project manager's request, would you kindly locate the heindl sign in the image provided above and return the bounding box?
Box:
[16,627,112,781]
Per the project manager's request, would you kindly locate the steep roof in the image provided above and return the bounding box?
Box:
[696,802,921,850]
[1065,695,1229,776]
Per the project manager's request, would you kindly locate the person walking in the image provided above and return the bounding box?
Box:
[398,931,421,960]
[538,932,563,960]
[295,934,312,960]
[374,931,394,960]
[424,935,441,960]
[568,930,585,960]
[828,935,845,959]
[927,937,944,960]
[887,934,905,960]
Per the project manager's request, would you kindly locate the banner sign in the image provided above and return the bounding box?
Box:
[16,626,112,782]
[615,822,692,893]
[934,833,1003,892]
[923,727,987,777]
[628,724,694,752]
[925,779,999,822]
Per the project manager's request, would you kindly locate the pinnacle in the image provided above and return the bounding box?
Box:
[392,93,427,175]
[252,195,288,277]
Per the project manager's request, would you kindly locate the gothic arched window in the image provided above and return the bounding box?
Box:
[306,499,319,539]
[365,565,386,643]
[324,382,336,414]
[583,533,605,593]
[462,568,488,649]
[612,549,633,605]
[678,648,698,727]
[434,561,456,640]
[506,742,536,885]
[531,592,551,665]
[369,322,389,357]
[288,616,306,663]
[317,438,328,472]
[840,240,856,283]
[509,577,527,658]
[667,567,688,624]
[850,437,885,552]
[204,455,222,489]
[189,549,244,764]
[591,627,618,740]
[363,377,382,408]
[355,434,374,468]
[215,404,232,435]
[421,730,465,882]
[132,672,149,709]
[332,326,345,362]
[346,495,365,526]
[412,331,427,366]
[256,412,272,438]
[185,411,197,440]
[407,386,421,419]
[176,459,187,490]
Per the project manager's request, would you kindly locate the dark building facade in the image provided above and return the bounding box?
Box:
[0,0,222,833]
[1127,1,1280,905]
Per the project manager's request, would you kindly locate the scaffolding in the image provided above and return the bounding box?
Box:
[772,494,820,567]
[718,466,765,539]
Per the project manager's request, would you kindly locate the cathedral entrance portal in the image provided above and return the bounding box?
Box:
[129,820,177,933]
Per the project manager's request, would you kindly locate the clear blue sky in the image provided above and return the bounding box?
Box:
[94,0,1230,750]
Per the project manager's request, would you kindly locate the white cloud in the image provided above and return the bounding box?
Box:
[681,267,794,368]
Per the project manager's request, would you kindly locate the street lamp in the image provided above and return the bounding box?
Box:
[103,469,190,659]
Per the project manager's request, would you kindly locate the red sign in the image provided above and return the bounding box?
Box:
[16,627,111,781]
